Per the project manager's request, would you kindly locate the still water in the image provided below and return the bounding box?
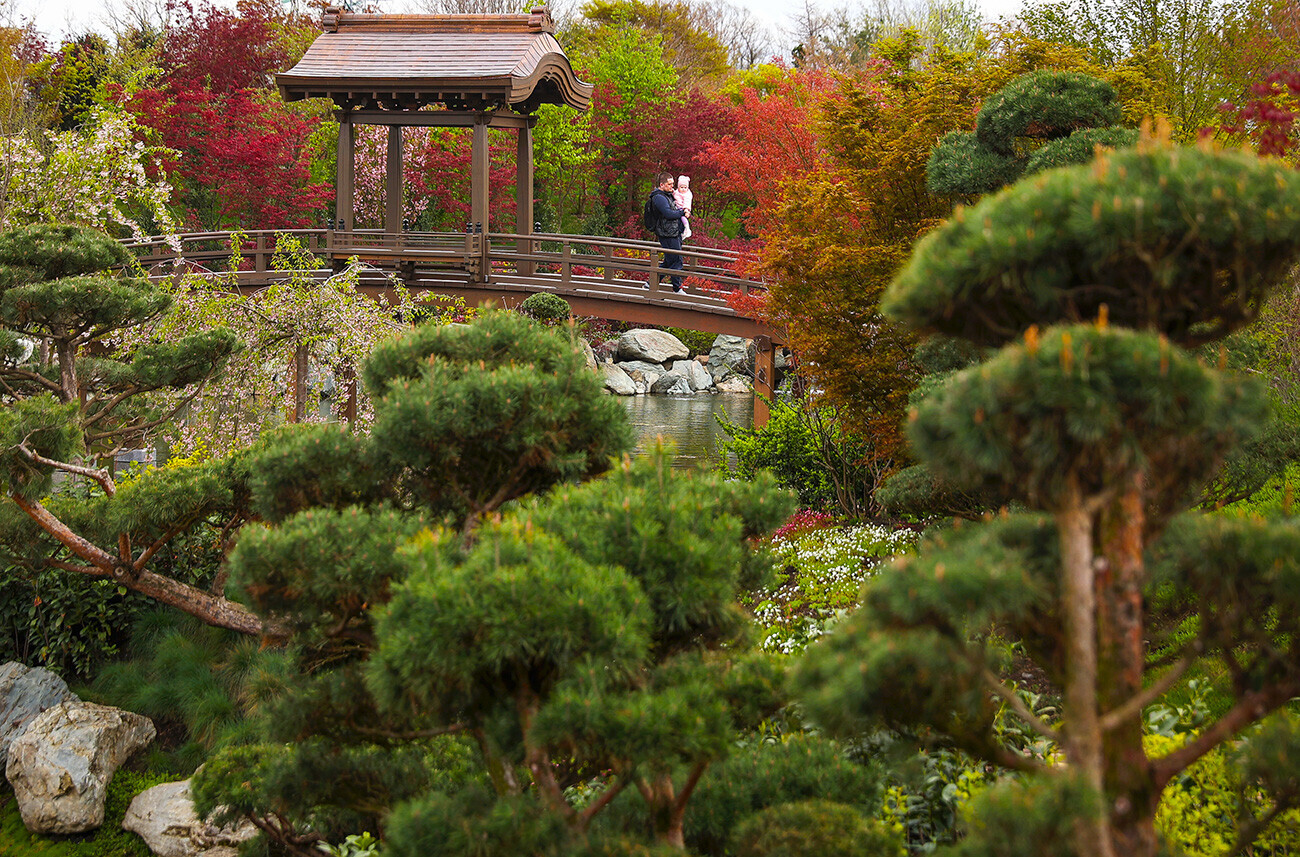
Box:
[618,392,754,469]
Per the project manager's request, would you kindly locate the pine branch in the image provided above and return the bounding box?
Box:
[1099,656,1194,733]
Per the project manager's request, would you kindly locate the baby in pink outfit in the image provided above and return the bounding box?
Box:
[673,175,693,239]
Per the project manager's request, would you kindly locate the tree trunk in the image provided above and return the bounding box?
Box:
[1098,471,1160,856]
[11,493,269,637]
[642,774,686,849]
[1055,481,1115,857]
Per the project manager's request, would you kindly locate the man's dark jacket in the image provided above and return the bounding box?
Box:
[648,188,685,238]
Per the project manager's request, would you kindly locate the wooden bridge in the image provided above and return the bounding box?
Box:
[124,229,787,422]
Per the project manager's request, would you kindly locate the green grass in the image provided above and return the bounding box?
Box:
[746,522,919,654]
[0,770,172,857]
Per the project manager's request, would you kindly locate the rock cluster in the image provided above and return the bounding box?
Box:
[0,661,156,836]
[597,329,756,396]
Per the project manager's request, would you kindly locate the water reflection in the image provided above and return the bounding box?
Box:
[618,392,753,469]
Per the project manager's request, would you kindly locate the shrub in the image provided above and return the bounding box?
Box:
[732,799,902,857]
[656,735,881,856]
[664,327,717,357]
[718,400,879,517]
[519,292,571,325]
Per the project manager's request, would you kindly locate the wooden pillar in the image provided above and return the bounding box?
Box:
[516,119,535,276]
[385,125,403,235]
[471,114,489,232]
[335,113,355,232]
[753,335,774,428]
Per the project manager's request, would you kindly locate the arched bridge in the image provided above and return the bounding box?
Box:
[124,229,787,421]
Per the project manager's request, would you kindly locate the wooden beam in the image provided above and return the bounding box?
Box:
[336,115,355,231]
[385,125,403,233]
[349,109,532,129]
[752,335,774,428]
[516,122,534,276]
[471,115,489,232]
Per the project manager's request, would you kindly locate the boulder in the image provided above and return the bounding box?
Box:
[651,372,693,395]
[0,662,75,762]
[707,335,754,382]
[671,360,713,392]
[620,366,661,392]
[593,339,618,363]
[616,329,689,364]
[715,376,752,393]
[599,363,636,396]
[7,700,156,834]
[122,778,257,857]
[617,360,669,376]
[581,339,597,369]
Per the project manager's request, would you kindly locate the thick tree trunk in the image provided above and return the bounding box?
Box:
[641,774,686,849]
[1098,471,1160,857]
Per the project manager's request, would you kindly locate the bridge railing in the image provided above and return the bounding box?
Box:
[486,232,762,293]
[124,229,329,275]
[121,230,766,308]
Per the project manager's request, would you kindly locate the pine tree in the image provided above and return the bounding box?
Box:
[795,137,1300,856]
[194,312,796,853]
[0,224,255,632]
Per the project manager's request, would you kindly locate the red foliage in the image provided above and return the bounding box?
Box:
[403,129,520,232]
[700,70,840,232]
[159,0,291,94]
[130,85,331,229]
[1218,71,1300,158]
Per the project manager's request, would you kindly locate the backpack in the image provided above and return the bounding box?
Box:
[643,195,657,232]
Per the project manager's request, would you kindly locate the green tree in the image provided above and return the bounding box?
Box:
[926,69,1138,197]
[194,312,795,852]
[795,137,1300,856]
[0,223,257,632]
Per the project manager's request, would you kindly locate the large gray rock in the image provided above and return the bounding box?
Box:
[671,359,714,392]
[616,329,689,364]
[122,778,256,857]
[0,662,75,762]
[617,359,669,376]
[651,371,693,395]
[708,335,754,382]
[581,339,597,369]
[7,700,156,834]
[599,363,636,396]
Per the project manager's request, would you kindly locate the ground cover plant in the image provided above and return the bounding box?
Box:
[747,514,918,655]
[795,131,1300,856]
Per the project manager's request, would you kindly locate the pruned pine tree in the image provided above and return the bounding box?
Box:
[926,70,1138,198]
[796,137,1300,856]
[0,224,259,632]
[194,312,795,854]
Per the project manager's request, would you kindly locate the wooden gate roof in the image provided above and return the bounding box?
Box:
[276,6,592,113]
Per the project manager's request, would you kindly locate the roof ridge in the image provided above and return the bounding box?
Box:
[323,6,555,35]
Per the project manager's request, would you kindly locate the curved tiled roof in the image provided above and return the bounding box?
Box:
[276,6,592,112]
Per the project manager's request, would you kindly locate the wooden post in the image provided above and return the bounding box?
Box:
[336,113,355,232]
[753,335,774,428]
[516,119,535,276]
[471,114,489,233]
[385,125,403,236]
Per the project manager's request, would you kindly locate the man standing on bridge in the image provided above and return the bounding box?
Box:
[647,172,688,293]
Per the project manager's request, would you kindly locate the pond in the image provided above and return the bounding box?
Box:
[618,391,753,469]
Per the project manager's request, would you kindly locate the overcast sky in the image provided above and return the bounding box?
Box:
[11,0,1028,49]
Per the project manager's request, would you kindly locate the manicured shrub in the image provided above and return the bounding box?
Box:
[732,799,902,857]
[519,291,571,324]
